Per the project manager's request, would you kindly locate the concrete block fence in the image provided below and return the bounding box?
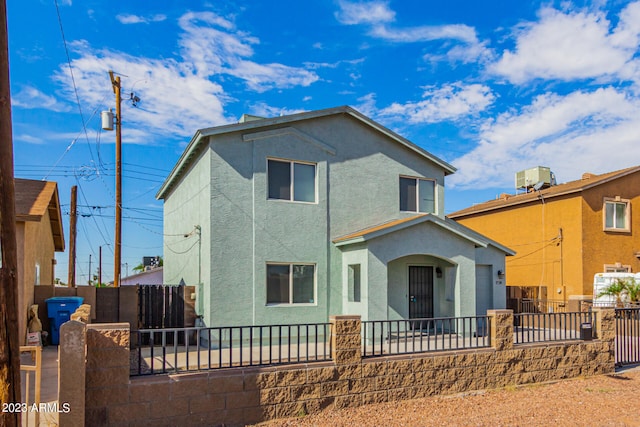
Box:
[58,309,615,426]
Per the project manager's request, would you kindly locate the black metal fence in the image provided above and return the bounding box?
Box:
[514,312,596,344]
[362,316,491,358]
[132,322,332,376]
[138,284,185,329]
[519,298,568,313]
[615,307,640,366]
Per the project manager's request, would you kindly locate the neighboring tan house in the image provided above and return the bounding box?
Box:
[449,166,640,307]
[15,178,65,342]
[157,106,514,329]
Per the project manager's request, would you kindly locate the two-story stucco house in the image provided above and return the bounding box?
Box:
[157,106,514,329]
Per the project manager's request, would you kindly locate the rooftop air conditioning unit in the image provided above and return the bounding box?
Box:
[515,166,553,190]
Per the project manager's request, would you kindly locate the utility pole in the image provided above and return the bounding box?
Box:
[88,254,92,286]
[559,227,565,304]
[98,245,102,287]
[109,70,122,287]
[67,185,77,287]
[0,0,22,423]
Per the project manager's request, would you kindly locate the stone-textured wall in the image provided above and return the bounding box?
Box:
[61,310,615,427]
[84,324,131,426]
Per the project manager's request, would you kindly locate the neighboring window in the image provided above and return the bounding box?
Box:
[604,263,631,273]
[399,176,435,213]
[268,159,316,203]
[348,264,361,302]
[266,263,315,304]
[604,198,630,231]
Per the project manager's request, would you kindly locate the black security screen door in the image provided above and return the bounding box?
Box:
[409,266,434,319]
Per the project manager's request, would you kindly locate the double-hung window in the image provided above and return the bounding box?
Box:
[266,263,315,305]
[268,159,316,203]
[604,198,630,232]
[400,176,435,213]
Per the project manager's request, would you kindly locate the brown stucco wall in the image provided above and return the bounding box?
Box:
[17,209,57,343]
[453,195,585,298]
[454,170,640,299]
[581,173,640,284]
[66,311,614,426]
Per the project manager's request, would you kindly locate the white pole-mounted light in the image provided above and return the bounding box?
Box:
[101,109,114,131]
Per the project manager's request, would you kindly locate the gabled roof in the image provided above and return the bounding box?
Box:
[333,214,515,255]
[15,178,65,251]
[448,165,640,219]
[156,106,456,200]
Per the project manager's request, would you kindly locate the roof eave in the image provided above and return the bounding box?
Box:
[156,130,204,200]
[449,166,640,219]
[343,108,457,175]
[157,106,457,200]
[334,214,494,250]
[49,184,65,251]
[448,187,583,218]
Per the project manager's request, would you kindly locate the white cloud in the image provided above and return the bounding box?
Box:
[449,87,640,189]
[14,134,45,144]
[53,44,229,141]
[335,0,395,25]
[378,83,495,124]
[116,14,167,25]
[246,103,306,119]
[425,40,494,65]
[12,86,71,112]
[336,1,489,64]
[491,3,640,84]
[177,12,318,92]
[370,23,478,44]
[50,11,319,140]
[355,92,378,118]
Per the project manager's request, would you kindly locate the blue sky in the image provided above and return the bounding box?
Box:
[8,0,640,284]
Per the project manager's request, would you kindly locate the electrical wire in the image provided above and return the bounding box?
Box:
[53,0,100,173]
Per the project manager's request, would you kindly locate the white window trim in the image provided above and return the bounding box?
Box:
[266,262,317,306]
[604,263,631,273]
[603,197,631,232]
[267,157,318,204]
[400,175,436,214]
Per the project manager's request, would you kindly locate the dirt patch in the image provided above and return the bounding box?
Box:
[255,369,640,426]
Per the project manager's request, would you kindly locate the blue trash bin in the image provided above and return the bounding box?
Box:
[45,296,84,345]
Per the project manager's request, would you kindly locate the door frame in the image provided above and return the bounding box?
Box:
[408,264,434,320]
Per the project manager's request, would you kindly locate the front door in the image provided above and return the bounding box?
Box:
[409,266,434,319]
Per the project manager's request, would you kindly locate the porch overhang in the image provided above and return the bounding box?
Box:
[333,214,515,256]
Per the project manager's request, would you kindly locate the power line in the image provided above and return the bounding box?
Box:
[53,0,97,169]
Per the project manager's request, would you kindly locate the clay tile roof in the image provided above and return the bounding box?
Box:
[15,178,65,251]
[448,165,640,219]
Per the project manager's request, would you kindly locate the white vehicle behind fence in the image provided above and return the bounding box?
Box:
[593,272,640,307]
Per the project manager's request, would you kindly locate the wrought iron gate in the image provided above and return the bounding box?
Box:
[615,307,640,365]
[138,285,185,344]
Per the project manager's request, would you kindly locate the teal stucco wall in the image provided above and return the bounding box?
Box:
[162,112,506,328]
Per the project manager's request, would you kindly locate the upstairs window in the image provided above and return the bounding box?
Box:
[400,176,435,213]
[268,159,316,203]
[604,198,630,232]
